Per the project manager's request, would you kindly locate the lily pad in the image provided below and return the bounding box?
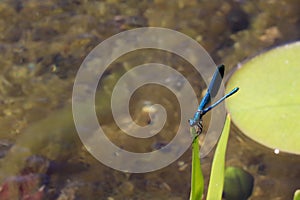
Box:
[226,41,300,155]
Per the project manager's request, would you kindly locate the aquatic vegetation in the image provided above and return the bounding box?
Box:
[226,41,300,155]
[294,190,300,200]
[206,115,232,200]
[189,126,203,200]
[223,167,254,200]
[190,115,235,200]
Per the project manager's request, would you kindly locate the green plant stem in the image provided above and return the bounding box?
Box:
[206,114,231,200]
[189,127,204,200]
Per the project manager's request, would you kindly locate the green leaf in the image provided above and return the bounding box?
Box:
[206,114,231,200]
[226,42,300,155]
[294,189,300,200]
[189,127,204,200]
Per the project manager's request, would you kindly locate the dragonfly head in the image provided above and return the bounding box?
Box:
[188,118,203,135]
[189,110,204,127]
[188,119,197,126]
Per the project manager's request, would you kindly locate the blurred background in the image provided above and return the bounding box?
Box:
[0,0,299,199]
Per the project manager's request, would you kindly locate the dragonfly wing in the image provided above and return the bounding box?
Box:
[208,64,224,98]
[197,65,225,112]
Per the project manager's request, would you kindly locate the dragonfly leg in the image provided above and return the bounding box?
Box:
[195,120,203,136]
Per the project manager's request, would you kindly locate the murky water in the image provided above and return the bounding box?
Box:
[0,0,299,199]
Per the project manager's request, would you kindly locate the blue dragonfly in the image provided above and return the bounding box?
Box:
[189,65,239,137]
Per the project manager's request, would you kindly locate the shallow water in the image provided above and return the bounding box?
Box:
[0,0,299,199]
